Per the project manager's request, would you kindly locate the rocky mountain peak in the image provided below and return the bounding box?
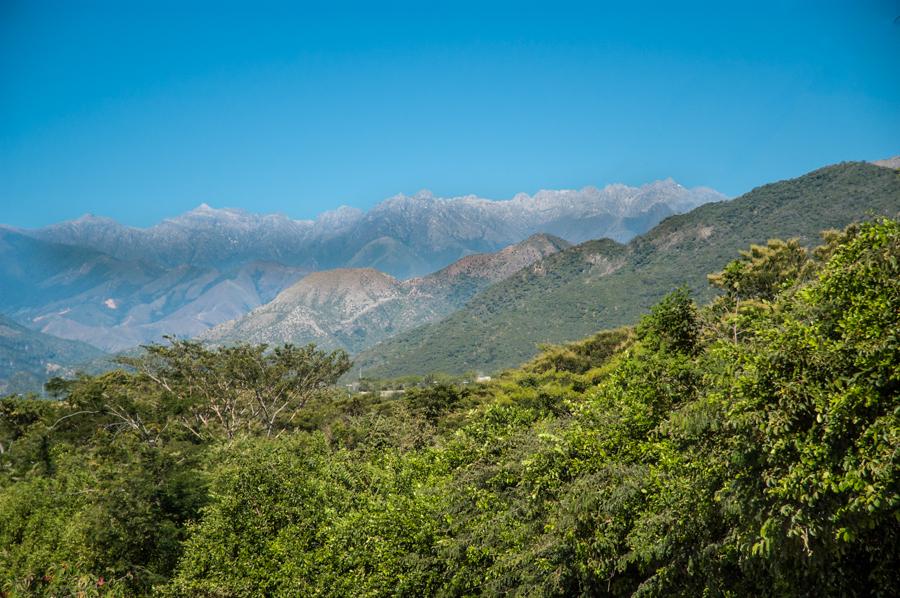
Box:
[166,204,254,225]
[276,268,399,304]
[315,205,364,228]
[72,213,120,225]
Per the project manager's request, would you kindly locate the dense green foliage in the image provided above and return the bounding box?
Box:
[353,162,900,377]
[0,342,350,595]
[1,219,898,596]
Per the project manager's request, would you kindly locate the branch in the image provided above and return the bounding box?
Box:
[48,410,103,431]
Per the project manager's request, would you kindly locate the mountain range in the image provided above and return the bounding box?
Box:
[3,160,897,393]
[26,179,721,277]
[350,161,900,377]
[0,178,718,357]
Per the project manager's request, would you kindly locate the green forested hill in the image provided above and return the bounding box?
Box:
[0,315,106,395]
[352,162,900,377]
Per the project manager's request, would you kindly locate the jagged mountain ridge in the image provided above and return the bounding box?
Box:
[23,179,723,278]
[351,161,900,378]
[200,234,571,354]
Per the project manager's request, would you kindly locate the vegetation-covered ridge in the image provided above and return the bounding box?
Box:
[1,218,898,596]
[0,315,106,397]
[352,161,900,377]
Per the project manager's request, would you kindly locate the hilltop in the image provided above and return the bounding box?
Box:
[201,234,570,353]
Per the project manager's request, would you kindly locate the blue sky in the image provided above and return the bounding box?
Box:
[2,1,899,228]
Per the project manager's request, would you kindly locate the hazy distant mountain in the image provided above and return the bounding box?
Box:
[30,207,320,270]
[0,178,721,355]
[0,225,309,352]
[24,180,723,278]
[32,259,307,352]
[297,181,722,278]
[201,234,571,353]
[352,162,900,378]
[0,314,105,396]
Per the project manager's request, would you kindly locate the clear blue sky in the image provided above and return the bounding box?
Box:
[2,1,899,228]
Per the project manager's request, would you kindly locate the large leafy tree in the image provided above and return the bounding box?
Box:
[121,340,350,439]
